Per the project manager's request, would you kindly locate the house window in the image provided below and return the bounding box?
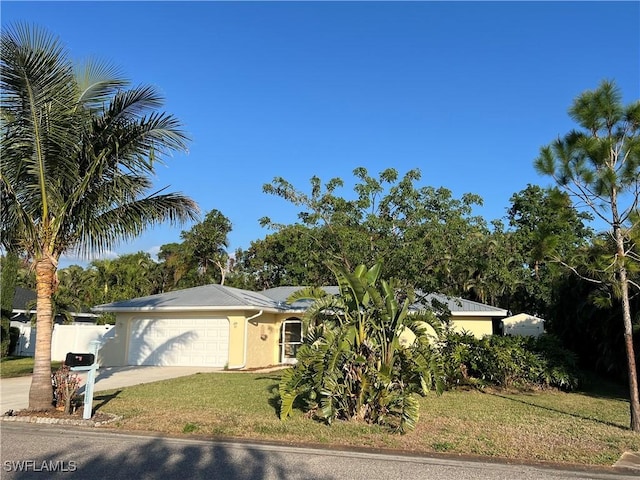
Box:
[280,319,302,364]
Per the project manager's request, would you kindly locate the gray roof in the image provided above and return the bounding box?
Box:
[93,284,279,312]
[93,284,507,317]
[12,287,37,311]
[419,293,508,316]
[262,287,507,316]
[261,286,340,310]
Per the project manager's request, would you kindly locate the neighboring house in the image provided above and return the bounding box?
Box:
[9,287,37,323]
[9,286,100,357]
[9,286,98,324]
[502,313,545,338]
[92,284,509,369]
[417,293,509,337]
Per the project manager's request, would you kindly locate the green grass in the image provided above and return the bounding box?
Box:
[0,356,62,378]
[94,371,640,467]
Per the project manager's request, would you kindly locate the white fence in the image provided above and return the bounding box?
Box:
[10,322,115,361]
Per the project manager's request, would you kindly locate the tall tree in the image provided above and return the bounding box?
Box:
[231,224,335,290]
[508,185,592,279]
[157,242,198,291]
[180,209,232,285]
[0,25,198,410]
[506,185,593,316]
[535,80,640,431]
[261,167,489,296]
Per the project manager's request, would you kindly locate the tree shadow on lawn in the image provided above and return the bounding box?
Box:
[264,382,282,419]
[482,390,629,430]
[576,373,630,402]
[254,375,283,382]
[254,375,286,419]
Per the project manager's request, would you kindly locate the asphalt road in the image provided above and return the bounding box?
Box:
[0,423,635,480]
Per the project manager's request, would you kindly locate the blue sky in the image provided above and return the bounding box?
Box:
[2,1,639,267]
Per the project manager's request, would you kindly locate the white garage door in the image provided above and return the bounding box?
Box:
[128,318,229,367]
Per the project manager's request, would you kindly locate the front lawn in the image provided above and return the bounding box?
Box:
[0,356,62,378]
[95,371,640,467]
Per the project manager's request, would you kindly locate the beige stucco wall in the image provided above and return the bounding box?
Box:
[449,316,494,338]
[229,312,304,369]
[225,314,246,368]
[246,313,305,368]
[399,316,495,346]
[244,313,280,369]
[226,312,279,369]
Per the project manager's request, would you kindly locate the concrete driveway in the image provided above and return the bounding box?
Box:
[0,366,223,413]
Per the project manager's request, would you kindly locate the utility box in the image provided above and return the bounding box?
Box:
[65,352,95,367]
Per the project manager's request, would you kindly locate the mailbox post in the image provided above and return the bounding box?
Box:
[67,340,101,420]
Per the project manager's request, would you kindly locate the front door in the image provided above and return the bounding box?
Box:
[280,319,302,364]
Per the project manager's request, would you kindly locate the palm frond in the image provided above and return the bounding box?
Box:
[74,58,128,110]
[70,193,199,258]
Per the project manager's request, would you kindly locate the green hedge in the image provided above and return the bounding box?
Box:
[439,331,581,391]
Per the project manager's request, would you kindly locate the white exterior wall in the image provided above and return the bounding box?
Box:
[503,314,545,338]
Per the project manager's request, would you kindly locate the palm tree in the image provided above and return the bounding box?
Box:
[1,24,199,410]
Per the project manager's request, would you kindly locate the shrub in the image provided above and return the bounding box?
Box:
[1,317,10,357]
[8,326,19,356]
[440,331,580,391]
[52,365,82,414]
[529,334,581,390]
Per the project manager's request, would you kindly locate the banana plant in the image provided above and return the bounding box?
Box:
[279,262,444,433]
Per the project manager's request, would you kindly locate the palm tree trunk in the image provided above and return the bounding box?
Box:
[28,256,57,410]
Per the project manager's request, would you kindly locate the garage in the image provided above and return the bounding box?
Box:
[127,317,229,367]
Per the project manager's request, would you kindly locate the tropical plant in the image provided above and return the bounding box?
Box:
[279,263,445,433]
[0,24,199,410]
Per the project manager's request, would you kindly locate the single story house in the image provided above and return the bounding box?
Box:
[92,284,509,369]
[9,286,98,324]
[9,287,37,323]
